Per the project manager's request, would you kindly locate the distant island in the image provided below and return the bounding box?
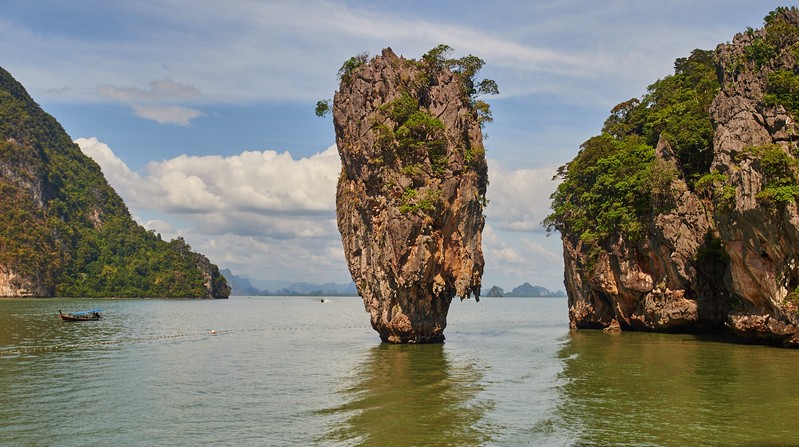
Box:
[484,283,565,298]
[221,269,357,296]
[223,269,562,298]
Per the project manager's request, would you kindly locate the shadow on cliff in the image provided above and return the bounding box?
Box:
[555,329,799,446]
[318,343,493,446]
[693,231,734,331]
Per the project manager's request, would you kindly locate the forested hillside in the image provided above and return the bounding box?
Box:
[0,67,229,298]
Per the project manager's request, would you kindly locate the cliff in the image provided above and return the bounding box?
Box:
[548,7,799,346]
[332,47,491,342]
[0,66,229,298]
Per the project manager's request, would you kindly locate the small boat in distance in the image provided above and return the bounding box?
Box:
[59,309,102,321]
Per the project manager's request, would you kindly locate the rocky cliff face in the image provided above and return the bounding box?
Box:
[333,48,488,343]
[557,8,799,346]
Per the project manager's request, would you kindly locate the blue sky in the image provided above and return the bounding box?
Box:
[0,0,785,291]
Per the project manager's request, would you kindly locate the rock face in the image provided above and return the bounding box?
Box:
[333,48,488,343]
[558,9,799,346]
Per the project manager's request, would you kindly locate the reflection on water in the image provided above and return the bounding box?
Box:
[557,330,799,447]
[322,343,493,446]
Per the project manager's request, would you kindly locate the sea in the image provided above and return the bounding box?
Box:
[1,296,798,447]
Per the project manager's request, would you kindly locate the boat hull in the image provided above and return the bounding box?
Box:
[59,312,101,321]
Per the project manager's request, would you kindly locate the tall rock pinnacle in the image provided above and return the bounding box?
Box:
[332,47,490,343]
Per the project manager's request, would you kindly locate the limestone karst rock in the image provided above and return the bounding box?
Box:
[333,48,489,343]
[550,8,799,347]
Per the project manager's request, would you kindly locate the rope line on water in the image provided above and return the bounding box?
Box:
[0,319,544,357]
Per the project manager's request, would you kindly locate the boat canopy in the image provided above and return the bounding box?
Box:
[69,309,103,315]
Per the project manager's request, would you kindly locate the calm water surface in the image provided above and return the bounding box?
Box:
[1,296,798,446]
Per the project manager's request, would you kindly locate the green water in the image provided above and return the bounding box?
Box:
[1,296,798,446]
[559,331,799,446]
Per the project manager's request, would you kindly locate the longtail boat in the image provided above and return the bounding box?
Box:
[59,309,102,321]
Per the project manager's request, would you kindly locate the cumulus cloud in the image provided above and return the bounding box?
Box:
[76,136,345,282]
[76,137,147,203]
[476,160,568,290]
[76,137,340,228]
[142,147,340,217]
[481,224,565,292]
[485,160,560,233]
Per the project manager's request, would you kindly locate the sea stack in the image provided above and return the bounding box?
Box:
[333,47,489,343]
[547,8,799,347]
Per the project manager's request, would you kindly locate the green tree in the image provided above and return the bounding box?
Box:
[546,134,655,243]
[315,99,331,117]
[337,51,369,82]
[420,44,499,127]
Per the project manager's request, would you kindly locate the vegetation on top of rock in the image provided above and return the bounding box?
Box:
[316,45,498,128]
[546,45,720,244]
[0,66,229,298]
[338,51,370,83]
[419,44,498,127]
[545,134,655,244]
[743,7,799,69]
[323,45,496,216]
[373,92,449,180]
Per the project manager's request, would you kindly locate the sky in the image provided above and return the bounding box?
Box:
[0,0,787,292]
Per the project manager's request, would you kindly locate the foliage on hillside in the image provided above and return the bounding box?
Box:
[0,67,228,297]
[545,48,719,244]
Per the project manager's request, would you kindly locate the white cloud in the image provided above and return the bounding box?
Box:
[143,147,340,216]
[481,224,565,292]
[76,137,340,227]
[486,160,560,233]
[76,137,147,203]
[76,136,346,282]
[93,78,205,125]
[4,0,773,107]
[132,104,204,125]
[479,160,567,290]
